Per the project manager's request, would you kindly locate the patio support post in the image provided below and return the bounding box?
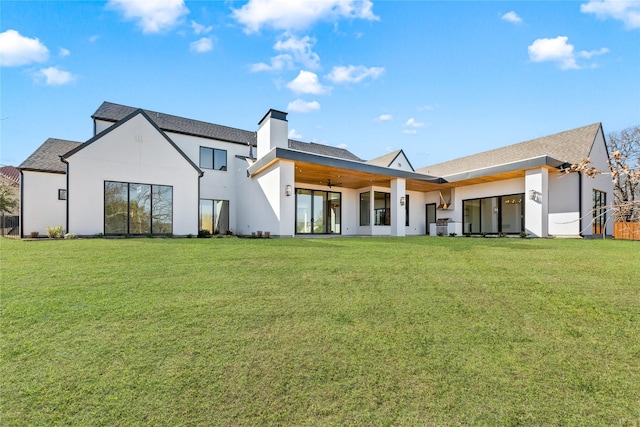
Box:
[391,178,406,237]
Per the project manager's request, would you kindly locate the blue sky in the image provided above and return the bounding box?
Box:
[1,0,639,168]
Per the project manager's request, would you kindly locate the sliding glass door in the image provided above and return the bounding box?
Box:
[463,193,524,235]
[296,189,341,234]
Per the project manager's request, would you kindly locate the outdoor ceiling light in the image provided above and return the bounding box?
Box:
[285,185,292,196]
[400,196,406,206]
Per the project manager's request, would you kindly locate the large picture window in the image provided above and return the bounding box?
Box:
[104,181,173,235]
[200,199,229,235]
[199,147,227,171]
[462,193,524,235]
[592,189,606,235]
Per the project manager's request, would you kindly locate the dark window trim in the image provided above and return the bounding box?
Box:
[103,180,173,236]
[199,198,230,235]
[199,146,227,171]
[592,189,606,235]
[462,193,525,235]
[359,191,370,226]
[374,191,391,226]
[295,188,342,235]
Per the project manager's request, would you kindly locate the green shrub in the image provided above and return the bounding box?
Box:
[64,233,78,240]
[46,225,64,238]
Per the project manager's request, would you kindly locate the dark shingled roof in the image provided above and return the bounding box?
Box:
[93,101,257,146]
[19,138,83,173]
[288,140,363,162]
[417,123,602,178]
[93,101,364,162]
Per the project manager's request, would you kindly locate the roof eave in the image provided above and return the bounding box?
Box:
[442,155,567,182]
[248,147,443,184]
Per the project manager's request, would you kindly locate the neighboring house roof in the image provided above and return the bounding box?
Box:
[0,166,20,187]
[288,140,363,162]
[367,149,415,171]
[19,138,82,173]
[93,101,363,162]
[418,123,602,178]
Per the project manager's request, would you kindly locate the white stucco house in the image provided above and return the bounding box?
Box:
[19,102,613,238]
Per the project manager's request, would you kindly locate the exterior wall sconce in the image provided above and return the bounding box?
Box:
[529,190,537,201]
[285,185,292,196]
[400,196,406,206]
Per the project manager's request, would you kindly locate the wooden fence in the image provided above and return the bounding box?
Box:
[614,222,640,241]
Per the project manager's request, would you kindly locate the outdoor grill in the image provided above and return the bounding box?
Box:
[436,218,450,235]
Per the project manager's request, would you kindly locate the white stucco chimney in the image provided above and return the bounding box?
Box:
[257,109,288,159]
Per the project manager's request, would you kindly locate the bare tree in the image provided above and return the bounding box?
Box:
[608,126,640,221]
[565,125,640,234]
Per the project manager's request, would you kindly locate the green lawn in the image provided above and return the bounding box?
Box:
[1,237,639,426]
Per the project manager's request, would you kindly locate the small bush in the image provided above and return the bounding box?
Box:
[198,230,212,238]
[449,232,457,237]
[30,231,39,238]
[520,231,528,238]
[64,233,78,240]
[46,225,64,238]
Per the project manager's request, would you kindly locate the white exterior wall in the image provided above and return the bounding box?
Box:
[548,171,580,236]
[406,190,427,235]
[21,171,67,236]
[171,132,250,234]
[525,168,549,237]
[582,127,614,236]
[236,160,295,237]
[67,114,200,235]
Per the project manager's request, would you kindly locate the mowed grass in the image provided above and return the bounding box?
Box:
[1,237,639,426]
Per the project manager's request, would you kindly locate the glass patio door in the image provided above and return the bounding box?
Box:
[295,189,341,234]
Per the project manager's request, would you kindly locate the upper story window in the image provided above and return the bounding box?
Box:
[199,147,227,171]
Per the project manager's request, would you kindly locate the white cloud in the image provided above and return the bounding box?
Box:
[578,47,610,59]
[251,54,293,72]
[191,20,212,35]
[190,37,213,53]
[528,36,609,70]
[326,65,384,83]
[107,0,189,33]
[252,34,320,73]
[405,118,425,128]
[287,70,331,95]
[0,29,49,67]
[501,11,522,23]
[287,99,321,113]
[274,34,320,69]
[231,0,378,33]
[89,35,100,42]
[337,143,348,149]
[288,129,303,139]
[38,66,74,85]
[403,130,417,135]
[375,114,393,122]
[580,0,640,29]
[59,47,70,58]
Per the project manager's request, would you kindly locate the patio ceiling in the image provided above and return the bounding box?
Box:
[293,161,445,192]
[247,147,446,193]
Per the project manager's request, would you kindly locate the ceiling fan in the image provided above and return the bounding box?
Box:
[324,179,342,188]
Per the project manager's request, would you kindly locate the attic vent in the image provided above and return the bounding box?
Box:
[438,188,453,209]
